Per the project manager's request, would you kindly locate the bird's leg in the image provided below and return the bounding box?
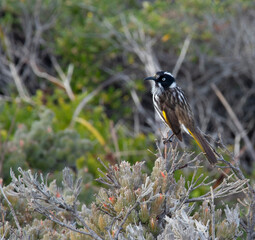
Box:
[163,133,174,144]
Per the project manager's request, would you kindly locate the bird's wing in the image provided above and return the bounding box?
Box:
[161,102,182,141]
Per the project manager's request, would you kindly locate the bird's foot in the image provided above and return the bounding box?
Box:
[162,134,174,144]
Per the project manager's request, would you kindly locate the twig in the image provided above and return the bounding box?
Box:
[30,59,65,89]
[50,56,75,101]
[104,15,160,75]
[105,212,122,240]
[178,167,206,209]
[73,210,105,240]
[130,88,157,131]
[0,200,5,239]
[172,35,192,78]
[186,178,248,203]
[0,184,22,237]
[36,206,104,239]
[114,202,139,239]
[9,63,31,103]
[96,159,121,189]
[211,83,255,163]
[110,121,121,163]
[218,154,253,194]
[30,57,75,101]
[246,199,255,240]
[0,227,8,240]
[97,205,117,218]
[210,186,215,240]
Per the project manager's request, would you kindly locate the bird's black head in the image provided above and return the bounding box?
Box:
[144,71,176,89]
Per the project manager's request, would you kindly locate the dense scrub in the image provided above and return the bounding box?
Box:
[0,146,250,239]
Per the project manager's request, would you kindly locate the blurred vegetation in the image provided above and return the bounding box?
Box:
[3,109,90,178]
[0,0,254,214]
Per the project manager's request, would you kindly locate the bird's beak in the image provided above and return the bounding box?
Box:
[144,76,156,81]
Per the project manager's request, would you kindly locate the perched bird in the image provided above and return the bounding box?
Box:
[144,71,217,165]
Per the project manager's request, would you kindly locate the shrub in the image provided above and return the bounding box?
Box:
[3,109,92,183]
[1,145,250,239]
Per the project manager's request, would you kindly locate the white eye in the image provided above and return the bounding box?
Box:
[162,78,166,81]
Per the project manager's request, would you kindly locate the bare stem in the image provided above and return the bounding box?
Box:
[0,184,22,237]
[211,83,255,163]
[114,202,139,239]
[210,187,215,240]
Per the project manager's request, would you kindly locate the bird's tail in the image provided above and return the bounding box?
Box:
[187,128,217,165]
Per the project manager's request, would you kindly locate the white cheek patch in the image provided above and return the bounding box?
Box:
[164,72,174,77]
[151,82,163,95]
[158,82,164,91]
[169,82,176,88]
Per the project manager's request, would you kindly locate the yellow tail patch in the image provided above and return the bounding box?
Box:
[187,129,204,153]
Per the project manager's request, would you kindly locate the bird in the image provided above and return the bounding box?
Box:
[144,71,217,165]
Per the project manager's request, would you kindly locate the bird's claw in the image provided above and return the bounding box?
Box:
[163,137,173,144]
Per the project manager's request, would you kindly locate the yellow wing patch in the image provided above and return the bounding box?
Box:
[187,129,204,152]
[162,110,171,126]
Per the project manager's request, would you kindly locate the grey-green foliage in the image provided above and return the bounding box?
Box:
[158,204,242,240]
[4,109,91,181]
[1,146,247,240]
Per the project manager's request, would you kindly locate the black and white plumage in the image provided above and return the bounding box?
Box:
[144,71,217,165]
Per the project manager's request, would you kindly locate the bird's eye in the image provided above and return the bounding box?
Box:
[162,78,166,81]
